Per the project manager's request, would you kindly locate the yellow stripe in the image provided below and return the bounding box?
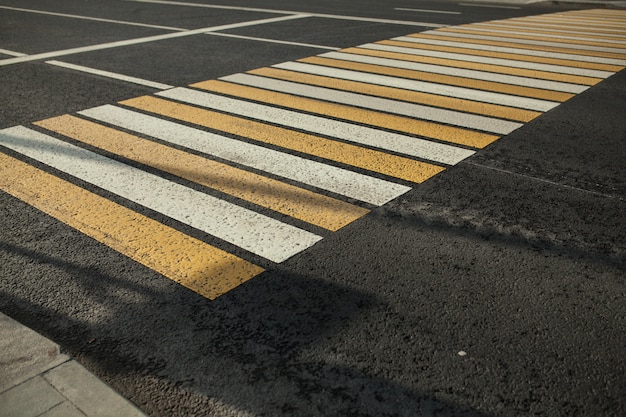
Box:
[347,46,601,86]
[34,115,368,232]
[192,79,499,147]
[120,95,446,183]
[530,16,626,27]
[436,27,626,51]
[249,67,540,122]
[299,56,574,102]
[470,22,626,39]
[567,11,626,20]
[0,151,264,300]
[391,38,623,72]
[432,28,626,60]
[516,15,626,29]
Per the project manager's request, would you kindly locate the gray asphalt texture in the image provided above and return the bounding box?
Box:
[1,1,625,416]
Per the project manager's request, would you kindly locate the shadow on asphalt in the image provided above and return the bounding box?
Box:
[0,240,491,417]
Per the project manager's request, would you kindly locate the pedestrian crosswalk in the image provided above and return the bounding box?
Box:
[1,8,625,299]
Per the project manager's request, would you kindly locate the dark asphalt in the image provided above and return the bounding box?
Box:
[1,1,625,416]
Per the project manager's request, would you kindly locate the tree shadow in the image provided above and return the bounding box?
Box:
[0,240,491,417]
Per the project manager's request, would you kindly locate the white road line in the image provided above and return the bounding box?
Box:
[158,87,475,165]
[124,0,448,27]
[319,51,589,93]
[0,125,322,263]
[46,60,174,90]
[453,25,626,44]
[0,5,185,31]
[395,35,626,66]
[79,105,411,206]
[221,73,521,135]
[360,43,613,78]
[0,49,27,57]
[473,21,626,38]
[508,17,626,32]
[273,61,559,111]
[430,30,626,54]
[394,8,461,15]
[205,32,340,50]
[0,14,310,66]
[458,3,521,10]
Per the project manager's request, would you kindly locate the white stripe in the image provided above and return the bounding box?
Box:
[79,105,410,206]
[0,125,322,263]
[459,3,520,9]
[452,25,626,45]
[274,61,559,111]
[319,51,588,93]
[473,22,626,39]
[535,15,626,26]
[0,48,27,57]
[205,32,339,50]
[510,16,626,31]
[395,36,626,66]
[0,5,185,31]
[0,15,310,66]
[360,43,613,78]
[158,87,475,164]
[124,0,447,27]
[221,73,521,135]
[394,8,461,15]
[46,61,175,90]
[430,30,626,54]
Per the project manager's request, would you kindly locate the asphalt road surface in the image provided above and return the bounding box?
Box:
[1,0,625,416]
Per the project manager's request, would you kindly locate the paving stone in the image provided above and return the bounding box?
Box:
[40,400,88,417]
[0,313,69,392]
[0,376,64,417]
[43,361,146,417]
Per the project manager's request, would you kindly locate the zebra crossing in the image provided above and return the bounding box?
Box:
[1,8,625,300]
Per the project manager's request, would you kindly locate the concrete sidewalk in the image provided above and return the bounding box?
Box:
[0,312,147,417]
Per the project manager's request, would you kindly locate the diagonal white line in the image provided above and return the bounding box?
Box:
[46,60,174,90]
[0,15,310,66]
[124,0,448,27]
[0,5,185,31]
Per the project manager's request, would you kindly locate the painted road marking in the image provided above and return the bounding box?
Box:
[350,44,605,84]
[45,60,175,90]
[381,37,621,74]
[34,115,369,232]
[122,93,447,182]
[0,126,323,263]
[0,152,264,300]
[394,36,626,65]
[0,5,185,31]
[312,52,577,101]
[216,73,523,134]
[0,15,311,66]
[287,59,560,111]
[78,105,411,206]
[124,0,448,27]
[2,8,624,300]
[440,26,626,46]
[182,81,497,149]
[247,66,542,122]
[466,22,626,41]
[432,29,626,52]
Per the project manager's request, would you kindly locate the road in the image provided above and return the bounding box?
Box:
[1,0,625,416]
